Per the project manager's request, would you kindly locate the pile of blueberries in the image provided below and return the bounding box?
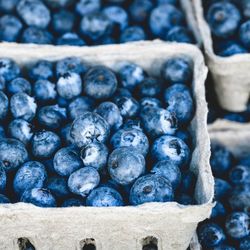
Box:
[205,0,250,57]
[0,0,195,46]
[0,56,196,208]
[197,142,250,250]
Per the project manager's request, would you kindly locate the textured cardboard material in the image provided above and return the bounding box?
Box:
[0,41,213,250]
[193,0,250,112]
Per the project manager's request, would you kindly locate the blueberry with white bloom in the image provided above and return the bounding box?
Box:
[151,135,190,169]
[57,72,82,100]
[53,146,83,177]
[31,131,61,159]
[0,138,28,172]
[8,119,33,145]
[68,167,100,197]
[129,174,174,205]
[86,186,124,207]
[10,93,37,122]
[21,188,56,207]
[80,142,108,171]
[108,147,145,185]
[84,66,117,100]
[70,112,110,148]
[13,161,47,197]
[111,128,149,156]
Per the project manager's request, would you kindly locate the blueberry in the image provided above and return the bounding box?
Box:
[60,124,74,145]
[223,112,248,123]
[61,197,85,207]
[166,26,194,44]
[211,201,226,219]
[76,0,101,16]
[8,78,31,96]
[175,130,192,145]
[129,174,174,205]
[212,244,235,250]
[120,26,146,43]
[84,66,117,100]
[113,88,132,103]
[0,162,6,193]
[161,57,192,84]
[165,84,194,124]
[0,58,20,82]
[129,0,153,23]
[122,118,143,131]
[157,0,176,4]
[217,41,248,57]
[239,155,250,166]
[68,167,100,197]
[0,194,10,203]
[239,20,250,49]
[0,126,5,139]
[21,188,56,207]
[197,222,225,248]
[53,146,83,176]
[28,60,54,81]
[0,138,28,172]
[80,13,112,42]
[151,135,190,168]
[116,96,140,119]
[80,142,108,171]
[34,80,57,103]
[229,165,250,185]
[70,112,110,148]
[225,212,249,239]
[68,96,94,121]
[0,15,23,42]
[10,93,37,122]
[44,0,74,9]
[214,178,232,201]
[31,131,61,159]
[151,160,181,190]
[240,236,250,250]
[8,119,33,145]
[229,183,250,214]
[111,128,149,156]
[137,77,162,98]
[57,32,86,46]
[141,107,177,138]
[108,147,145,185]
[140,97,162,110]
[56,57,87,77]
[46,176,70,200]
[206,2,241,38]
[179,170,196,195]
[103,6,128,32]
[210,143,234,177]
[17,0,51,29]
[0,91,8,120]
[21,27,53,45]
[149,4,184,38]
[118,62,146,91]
[95,101,123,131]
[37,105,67,129]
[240,0,250,19]
[0,0,19,13]
[0,76,5,91]
[57,72,82,101]
[52,10,75,35]
[176,193,195,205]
[86,186,124,207]
[13,161,47,197]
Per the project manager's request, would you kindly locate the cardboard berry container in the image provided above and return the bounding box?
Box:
[193,0,250,112]
[190,124,250,250]
[0,41,213,250]
[0,0,202,48]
